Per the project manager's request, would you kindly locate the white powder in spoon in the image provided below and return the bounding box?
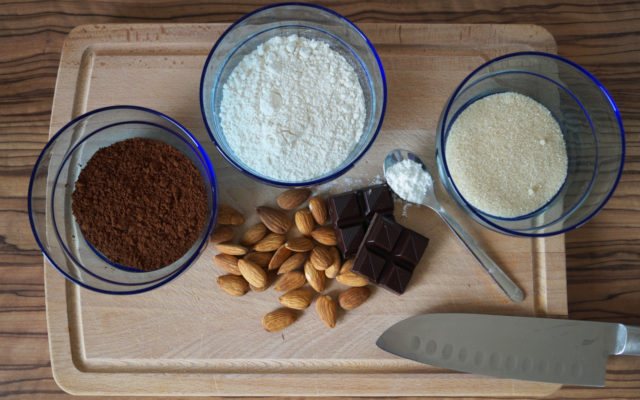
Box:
[386,158,432,204]
[219,35,365,181]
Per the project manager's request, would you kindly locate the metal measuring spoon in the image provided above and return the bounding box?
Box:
[383,149,524,303]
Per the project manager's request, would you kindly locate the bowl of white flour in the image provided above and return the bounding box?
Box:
[200,3,386,186]
[436,52,624,237]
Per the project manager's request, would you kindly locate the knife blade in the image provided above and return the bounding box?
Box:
[376,313,640,386]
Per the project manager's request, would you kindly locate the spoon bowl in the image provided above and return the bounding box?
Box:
[383,149,524,303]
[383,149,438,209]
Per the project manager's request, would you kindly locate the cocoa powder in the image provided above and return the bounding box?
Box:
[71,137,208,271]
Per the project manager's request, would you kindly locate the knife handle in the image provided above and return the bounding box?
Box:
[438,207,524,303]
[625,325,640,355]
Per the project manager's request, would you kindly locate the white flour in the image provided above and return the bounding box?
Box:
[220,35,365,181]
[385,159,432,204]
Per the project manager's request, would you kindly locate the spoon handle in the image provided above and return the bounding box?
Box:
[437,207,525,303]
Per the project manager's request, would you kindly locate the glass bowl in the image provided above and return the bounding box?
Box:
[28,106,217,294]
[436,52,624,237]
[200,3,386,186]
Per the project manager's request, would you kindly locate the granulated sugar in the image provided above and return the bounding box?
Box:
[385,159,432,204]
[220,35,365,181]
[445,92,567,218]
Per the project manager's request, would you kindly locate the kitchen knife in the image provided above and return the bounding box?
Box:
[376,313,640,386]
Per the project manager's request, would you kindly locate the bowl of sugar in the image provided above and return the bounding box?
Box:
[436,52,624,237]
[200,3,386,187]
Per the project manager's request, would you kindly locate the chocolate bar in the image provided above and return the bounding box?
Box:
[327,184,394,258]
[352,213,429,294]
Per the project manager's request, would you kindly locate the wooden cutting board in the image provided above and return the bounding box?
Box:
[45,23,567,397]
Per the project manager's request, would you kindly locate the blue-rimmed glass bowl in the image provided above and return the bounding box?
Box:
[28,106,217,294]
[436,52,624,237]
[200,2,386,187]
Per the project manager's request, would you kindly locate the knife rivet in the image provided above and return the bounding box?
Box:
[425,340,437,355]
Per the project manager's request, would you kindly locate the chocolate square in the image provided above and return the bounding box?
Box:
[394,230,430,267]
[366,215,403,252]
[378,263,413,294]
[336,225,366,259]
[363,185,394,218]
[329,192,363,227]
[352,249,387,283]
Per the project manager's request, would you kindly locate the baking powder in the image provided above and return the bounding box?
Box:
[385,159,432,204]
[220,35,365,181]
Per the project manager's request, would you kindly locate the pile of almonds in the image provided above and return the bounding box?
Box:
[212,188,372,332]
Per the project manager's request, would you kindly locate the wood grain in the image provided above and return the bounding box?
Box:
[1,1,639,399]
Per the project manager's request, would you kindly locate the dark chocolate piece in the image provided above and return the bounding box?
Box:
[328,184,394,258]
[352,213,429,294]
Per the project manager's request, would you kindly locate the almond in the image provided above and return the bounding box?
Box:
[214,253,241,275]
[278,288,313,310]
[243,251,272,268]
[336,271,369,287]
[217,204,245,226]
[340,258,355,275]
[324,247,341,279]
[250,270,276,292]
[211,225,234,243]
[238,259,267,288]
[316,295,337,328]
[257,206,292,234]
[325,263,340,279]
[308,196,327,225]
[304,260,326,293]
[215,242,248,256]
[268,245,293,271]
[295,209,315,236]
[277,188,311,210]
[253,233,286,252]
[262,308,298,332]
[310,245,332,270]
[310,226,337,246]
[240,223,267,246]
[216,275,249,296]
[338,286,370,310]
[285,237,314,252]
[277,252,308,274]
[273,270,306,292]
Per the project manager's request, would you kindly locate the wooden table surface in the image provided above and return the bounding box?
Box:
[1,1,638,399]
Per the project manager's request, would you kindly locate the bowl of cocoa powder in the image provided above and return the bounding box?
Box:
[28,106,217,294]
